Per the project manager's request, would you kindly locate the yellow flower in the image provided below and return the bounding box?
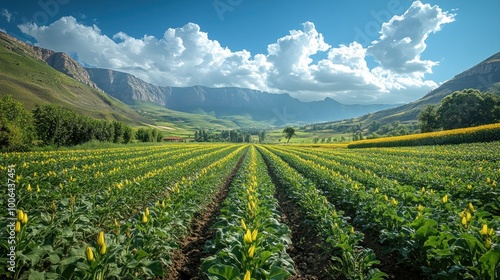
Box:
[86,246,95,262]
[98,231,105,247]
[442,194,448,204]
[17,210,24,221]
[461,216,467,226]
[468,203,474,213]
[244,270,251,280]
[384,195,389,202]
[489,228,494,237]
[466,211,472,222]
[350,227,355,234]
[480,224,489,236]
[374,188,379,194]
[27,184,33,192]
[241,219,247,231]
[421,187,426,194]
[100,242,107,255]
[391,197,398,206]
[37,186,41,193]
[418,205,424,212]
[22,212,28,224]
[15,221,21,233]
[248,244,255,258]
[161,200,166,208]
[251,229,258,242]
[145,207,150,217]
[142,213,148,223]
[244,229,252,244]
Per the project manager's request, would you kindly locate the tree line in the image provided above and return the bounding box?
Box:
[0,95,162,152]
[194,129,266,143]
[418,89,500,133]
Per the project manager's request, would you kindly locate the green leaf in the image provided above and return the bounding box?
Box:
[59,255,83,266]
[207,264,240,280]
[146,260,163,276]
[135,249,149,261]
[268,266,290,280]
[49,253,60,264]
[479,248,500,279]
[28,269,45,280]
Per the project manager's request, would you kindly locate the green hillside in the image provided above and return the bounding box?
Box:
[134,102,273,132]
[0,35,150,125]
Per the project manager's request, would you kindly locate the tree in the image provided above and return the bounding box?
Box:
[282,127,296,143]
[418,105,440,132]
[123,126,134,143]
[258,131,266,143]
[438,89,500,130]
[0,95,34,151]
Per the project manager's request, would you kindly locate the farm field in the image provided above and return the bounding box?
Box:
[1,142,499,279]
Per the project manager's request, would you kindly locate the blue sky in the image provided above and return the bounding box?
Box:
[1,0,499,104]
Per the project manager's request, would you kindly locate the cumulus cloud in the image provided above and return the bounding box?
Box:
[17,1,454,104]
[368,1,455,74]
[1,9,12,22]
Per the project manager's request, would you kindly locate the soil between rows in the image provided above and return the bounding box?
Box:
[261,151,334,280]
[165,151,247,280]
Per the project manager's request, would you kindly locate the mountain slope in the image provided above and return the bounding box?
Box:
[0,32,150,125]
[86,67,396,125]
[358,51,500,124]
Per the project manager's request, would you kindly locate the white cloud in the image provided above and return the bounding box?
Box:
[17,1,454,104]
[368,1,455,74]
[1,9,12,22]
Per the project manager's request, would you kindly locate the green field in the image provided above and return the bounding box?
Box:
[2,141,499,279]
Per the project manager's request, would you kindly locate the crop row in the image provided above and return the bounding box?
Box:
[283,144,499,215]
[267,144,500,279]
[347,123,500,148]
[257,146,387,279]
[1,144,246,279]
[202,146,295,279]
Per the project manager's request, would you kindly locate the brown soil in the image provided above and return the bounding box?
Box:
[260,153,334,279]
[164,152,247,280]
[274,184,335,280]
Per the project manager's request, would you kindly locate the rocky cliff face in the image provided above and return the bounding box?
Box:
[86,68,170,105]
[44,52,102,91]
[0,32,101,91]
[452,53,500,88]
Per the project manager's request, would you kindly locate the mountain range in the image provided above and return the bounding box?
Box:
[85,67,396,125]
[1,31,499,130]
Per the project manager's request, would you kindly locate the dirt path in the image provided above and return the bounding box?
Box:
[261,153,333,280]
[165,152,247,280]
